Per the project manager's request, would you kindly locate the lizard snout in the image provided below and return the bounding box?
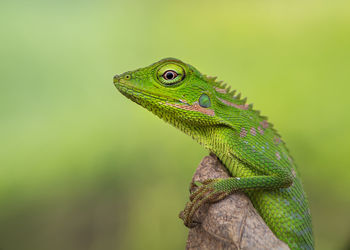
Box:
[113,74,120,85]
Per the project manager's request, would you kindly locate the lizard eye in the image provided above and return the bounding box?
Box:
[157,63,185,86]
[163,70,178,80]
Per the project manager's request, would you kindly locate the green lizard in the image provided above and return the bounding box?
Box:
[113,58,314,249]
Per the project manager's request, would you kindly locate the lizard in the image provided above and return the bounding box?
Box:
[113,58,314,249]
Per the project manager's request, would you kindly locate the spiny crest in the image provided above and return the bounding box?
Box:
[203,74,284,139]
[204,75,293,156]
[203,74,249,105]
[204,75,243,102]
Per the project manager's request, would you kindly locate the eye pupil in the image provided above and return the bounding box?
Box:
[166,72,173,79]
[163,70,177,80]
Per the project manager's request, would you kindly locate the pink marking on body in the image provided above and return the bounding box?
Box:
[291,169,296,178]
[258,126,264,135]
[240,128,247,137]
[214,87,227,94]
[164,102,215,116]
[260,120,269,129]
[288,156,293,163]
[218,98,249,110]
[273,136,281,145]
[276,151,281,160]
[250,127,256,136]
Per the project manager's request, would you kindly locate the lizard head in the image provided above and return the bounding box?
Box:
[113,58,233,129]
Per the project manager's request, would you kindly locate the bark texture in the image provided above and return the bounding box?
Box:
[180,153,289,250]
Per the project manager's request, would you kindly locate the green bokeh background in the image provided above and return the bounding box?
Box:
[1,1,350,249]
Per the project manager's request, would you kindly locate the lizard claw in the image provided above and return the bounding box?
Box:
[181,179,229,228]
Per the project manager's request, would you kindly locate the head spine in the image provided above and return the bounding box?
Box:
[203,74,292,156]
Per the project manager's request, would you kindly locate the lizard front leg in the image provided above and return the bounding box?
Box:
[181,168,293,228]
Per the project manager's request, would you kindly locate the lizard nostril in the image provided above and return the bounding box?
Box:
[113,74,120,83]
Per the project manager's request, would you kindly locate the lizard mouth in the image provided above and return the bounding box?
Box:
[115,80,177,104]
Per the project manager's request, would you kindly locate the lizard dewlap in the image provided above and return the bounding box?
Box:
[113,58,314,250]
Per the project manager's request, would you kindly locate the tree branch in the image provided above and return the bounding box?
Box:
[179,153,289,250]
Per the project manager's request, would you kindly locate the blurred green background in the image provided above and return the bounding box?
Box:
[1,0,349,249]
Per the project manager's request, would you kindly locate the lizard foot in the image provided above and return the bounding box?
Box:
[180,179,230,228]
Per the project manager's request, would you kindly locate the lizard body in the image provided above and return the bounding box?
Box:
[113,58,314,249]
